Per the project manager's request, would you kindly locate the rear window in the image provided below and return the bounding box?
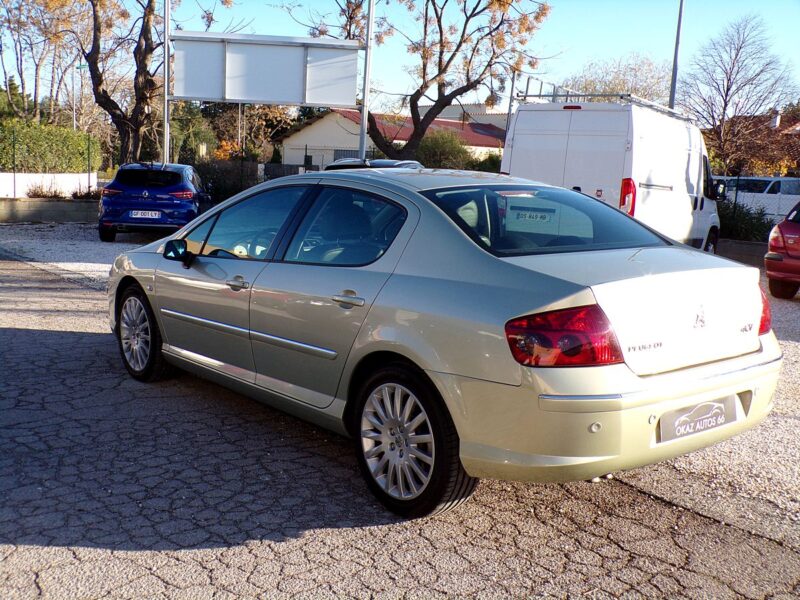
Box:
[422,185,667,256]
[788,203,800,223]
[115,169,182,188]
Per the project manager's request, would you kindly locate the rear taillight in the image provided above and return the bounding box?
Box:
[759,288,772,335]
[768,226,785,252]
[505,305,623,367]
[101,188,120,197]
[619,178,636,216]
[169,190,194,199]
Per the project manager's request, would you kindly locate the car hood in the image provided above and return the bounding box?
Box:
[502,246,763,375]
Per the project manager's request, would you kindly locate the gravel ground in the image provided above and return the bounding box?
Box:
[1,223,798,552]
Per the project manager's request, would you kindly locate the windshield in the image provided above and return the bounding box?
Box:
[422,185,668,256]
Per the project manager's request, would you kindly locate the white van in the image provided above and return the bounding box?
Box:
[724,177,800,223]
[500,101,722,251]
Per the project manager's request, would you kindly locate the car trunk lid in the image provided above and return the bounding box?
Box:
[502,246,763,375]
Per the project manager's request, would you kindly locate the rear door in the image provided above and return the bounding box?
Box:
[248,184,418,408]
[507,108,572,186]
[562,107,629,204]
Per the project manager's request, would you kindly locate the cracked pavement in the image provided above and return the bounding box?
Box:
[1,254,799,598]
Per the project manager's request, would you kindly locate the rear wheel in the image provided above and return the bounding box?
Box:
[99,226,116,242]
[768,279,799,299]
[117,285,171,381]
[352,364,477,518]
[704,230,718,254]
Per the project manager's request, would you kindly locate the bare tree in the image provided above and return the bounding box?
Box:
[285,0,550,159]
[562,53,671,104]
[679,15,797,175]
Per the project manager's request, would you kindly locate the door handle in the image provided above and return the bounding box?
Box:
[226,277,250,291]
[331,294,365,307]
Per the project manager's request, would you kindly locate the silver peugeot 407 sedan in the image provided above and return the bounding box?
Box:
[107,169,782,517]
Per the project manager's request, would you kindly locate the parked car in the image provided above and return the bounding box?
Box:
[765,201,800,299]
[98,163,212,242]
[724,176,800,224]
[107,170,781,517]
[324,158,424,171]
[501,100,722,252]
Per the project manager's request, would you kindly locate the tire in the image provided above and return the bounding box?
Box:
[352,364,478,518]
[768,279,799,300]
[116,285,171,381]
[99,226,116,242]
[704,230,718,254]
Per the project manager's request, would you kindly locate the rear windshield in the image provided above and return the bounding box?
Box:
[788,203,800,223]
[422,185,667,256]
[115,169,182,188]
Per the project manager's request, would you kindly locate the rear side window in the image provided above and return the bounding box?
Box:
[735,179,771,193]
[284,187,407,266]
[782,180,800,196]
[115,169,182,188]
[423,185,666,256]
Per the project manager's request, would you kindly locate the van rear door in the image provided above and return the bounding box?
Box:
[505,108,572,186]
[561,107,629,205]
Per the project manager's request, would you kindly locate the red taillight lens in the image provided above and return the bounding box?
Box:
[619,178,636,216]
[768,226,785,252]
[101,188,120,197]
[759,287,772,335]
[169,190,194,199]
[505,305,624,367]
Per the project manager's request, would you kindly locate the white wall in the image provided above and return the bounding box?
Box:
[0,172,98,199]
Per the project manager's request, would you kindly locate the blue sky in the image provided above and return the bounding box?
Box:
[172,0,800,110]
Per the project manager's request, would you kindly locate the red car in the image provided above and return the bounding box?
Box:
[765,201,800,299]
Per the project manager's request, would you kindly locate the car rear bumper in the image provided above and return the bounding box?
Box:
[100,221,183,232]
[428,335,782,482]
[765,253,800,282]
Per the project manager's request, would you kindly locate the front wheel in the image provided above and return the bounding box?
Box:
[352,365,477,518]
[768,279,799,300]
[117,285,171,381]
[704,230,718,254]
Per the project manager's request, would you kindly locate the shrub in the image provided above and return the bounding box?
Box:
[0,121,101,173]
[26,183,66,199]
[718,199,774,242]
[72,188,102,200]
[415,130,472,169]
[469,152,502,173]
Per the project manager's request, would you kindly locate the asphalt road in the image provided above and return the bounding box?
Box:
[1,247,799,597]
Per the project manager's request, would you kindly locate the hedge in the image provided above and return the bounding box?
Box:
[0,122,101,173]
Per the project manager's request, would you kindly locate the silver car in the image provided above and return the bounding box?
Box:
[108,170,782,517]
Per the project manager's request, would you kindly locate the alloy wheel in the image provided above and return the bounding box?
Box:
[120,296,151,371]
[360,383,435,500]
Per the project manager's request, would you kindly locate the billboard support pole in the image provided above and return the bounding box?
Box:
[163,0,171,165]
[358,0,376,162]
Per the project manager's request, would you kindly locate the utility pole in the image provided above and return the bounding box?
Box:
[72,63,76,130]
[357,0,376,162]
[668,0,684,109]
[163,0,171,164]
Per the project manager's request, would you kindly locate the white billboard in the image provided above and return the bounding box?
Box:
[172,31,360,107]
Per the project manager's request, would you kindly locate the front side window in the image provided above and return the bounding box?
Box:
[284,187,407,266]
[422,185,667,256]
[201,186,308,259]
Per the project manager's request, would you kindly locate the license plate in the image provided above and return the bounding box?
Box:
[130,210,160,219]
[659,396,737,443]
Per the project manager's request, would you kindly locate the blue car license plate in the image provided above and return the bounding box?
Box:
[130,210,160,219]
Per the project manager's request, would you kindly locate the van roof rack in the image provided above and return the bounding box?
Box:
[514,77,692,121]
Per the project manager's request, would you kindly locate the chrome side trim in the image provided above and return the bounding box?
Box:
[160,308,250,339]
[162,343,256,382]
[250,330,338,360]
[539,355,783,413]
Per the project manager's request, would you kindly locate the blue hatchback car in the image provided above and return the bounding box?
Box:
[98,163,212,242]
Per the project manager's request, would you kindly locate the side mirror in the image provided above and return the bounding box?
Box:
[164,238,194,268]
[715,182,727,201]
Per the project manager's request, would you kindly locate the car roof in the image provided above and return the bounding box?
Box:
[312,168,539,192]
[119,162,190,173]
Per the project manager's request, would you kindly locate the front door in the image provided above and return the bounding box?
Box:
[249,184,417,408]
[155,185,311,380]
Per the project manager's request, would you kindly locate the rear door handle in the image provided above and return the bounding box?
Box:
[331,294,365,307]
[226,277,250,291]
